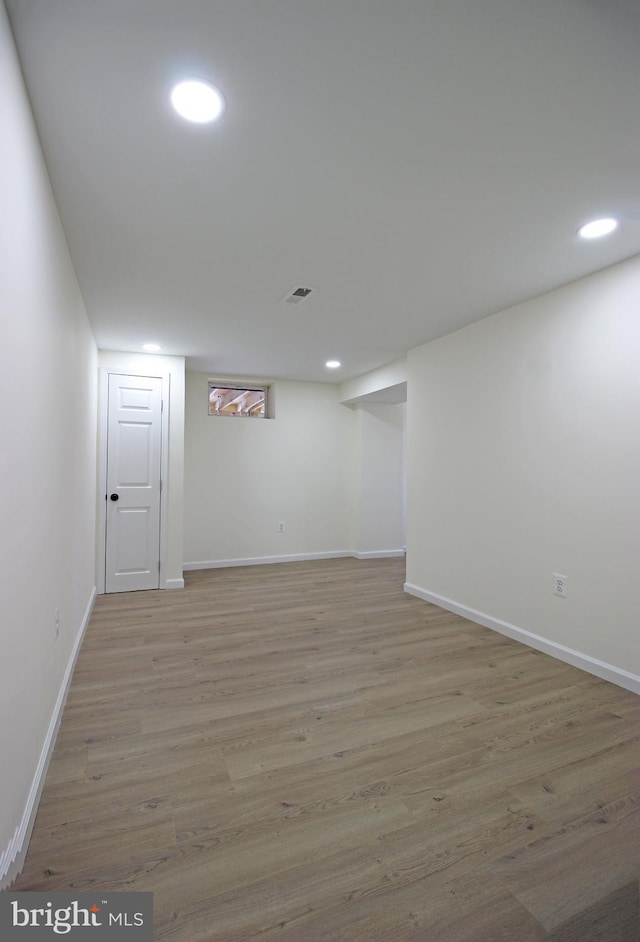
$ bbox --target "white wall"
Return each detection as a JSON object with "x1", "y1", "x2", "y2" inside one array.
[
  {"x1": 351, "y1": 404, "x2": 405, "y2": 556},
  {"x1": 184, "y1": 374, "x2": 354, "y2": 565},
  {"x1": 97, "y1": 351, "x2": 185, "y2": 588},
  {"x1": 0, "y1": 0, "x2": 97, "y2": 883},
  {"x1": 406, "y1": 255, "x2": 640, "y2": 688},
  {"x1": 340, "y1": 357, "x2": 407, "y2": 404}
]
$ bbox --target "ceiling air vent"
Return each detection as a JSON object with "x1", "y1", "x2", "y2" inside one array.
[{"x1": 283, "y1": 286, "x2": 314, "y2": 305}]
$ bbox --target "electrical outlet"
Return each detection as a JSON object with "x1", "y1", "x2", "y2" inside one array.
[
  {"x1": 278, "y1": 521, "x2": 285, "y2": 533},
  {"x1": 552, "y1": 573, "x2": 567, "y2": 598},
  {"x1": 54, "y1": 607, "x2": 60, "y2": 639}
]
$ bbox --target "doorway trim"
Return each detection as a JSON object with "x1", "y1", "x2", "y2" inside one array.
[{"x1": 97, "y1": 366, "x2": 171, "y2": 595}]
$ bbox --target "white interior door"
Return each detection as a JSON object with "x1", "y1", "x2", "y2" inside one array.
[{"x1": 105, "y1": 374, "x2": 162, "y2": 592}]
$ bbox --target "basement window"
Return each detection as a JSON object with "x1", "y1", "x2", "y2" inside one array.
[{"x1": 208, "y1": 382, "x2": 268, "y2": 418}]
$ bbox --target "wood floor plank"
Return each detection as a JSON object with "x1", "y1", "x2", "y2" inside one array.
[
  {"x1": 490, "y1": 800, "x2": 640, "y2": 932},
  {"x1": 507, "y1": 741, "x2": 640, "y2": 825},
  {"x1": 222, "y1": 691, "x2": 485, "y2": 781},
  {"x1": 11, "y1": 557, "x2": 640, "y2": 941}
]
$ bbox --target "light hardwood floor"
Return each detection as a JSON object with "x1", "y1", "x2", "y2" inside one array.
[{"x1": 13, "y1": 558, "x2": 640, "y2": 940}]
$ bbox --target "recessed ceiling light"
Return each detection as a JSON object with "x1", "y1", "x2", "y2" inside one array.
[
  {"x1": 142, "y1": 343, "x2": 162, "y2": 353},
  {"x1": 577, "y1": 217, "x2": 619, "y2": 239},
  {"x1": 170, "y1": 79, "x2": 225, "y2": 124},
  {"x1": 326, "y1": 360, "x2": 341, "y2": 369}
]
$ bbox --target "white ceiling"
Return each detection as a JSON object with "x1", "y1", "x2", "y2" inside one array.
[{"x1": 7, "y1": 0, "x2": 640, "y2": 383}]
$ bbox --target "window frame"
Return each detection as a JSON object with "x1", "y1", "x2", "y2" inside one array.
[{"x1": 207, "y1": 380, "x2": 270, "y2": 418}]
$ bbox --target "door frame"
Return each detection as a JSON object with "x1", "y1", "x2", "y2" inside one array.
[{"x1": 97, "y1": 366, "x2": 171, "y2": 594}]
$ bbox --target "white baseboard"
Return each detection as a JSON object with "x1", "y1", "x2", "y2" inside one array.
[
  {"x1": 0, "y1": 586, "x2": 97, "y2": 889},
  {"x1": 353, "y1": 549, "x2": 406, "y2": 559},
  {"x1": 184, "y1": 551, "x2": 353, "y2": 571},
  {"x1": 404, "y1": 582, "x2": 640, "y2": 696},
  {"x1": 164, "y1": 578, "x2": 184, "y2": 589}
]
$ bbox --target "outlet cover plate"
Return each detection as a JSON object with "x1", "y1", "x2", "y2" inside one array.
[{"x1": 553, "y1": 573, "x2": 568, "y2": 597}]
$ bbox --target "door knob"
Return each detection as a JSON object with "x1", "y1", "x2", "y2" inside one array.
[{"x1": 110, "y1": 493, "x2": 119, "y2": 501}]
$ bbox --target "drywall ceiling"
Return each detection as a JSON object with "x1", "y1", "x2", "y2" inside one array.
[{"x1": 6, "y1": 0, "x2": 640, "y2": 382}]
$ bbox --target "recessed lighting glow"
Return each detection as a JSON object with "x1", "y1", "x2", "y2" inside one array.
[
  {"x1": 578, "y1": 217, "x2": 619, "y2": 239},
  {"x1": 170, "y1": 79, "x2": 225, "y2": 123},
  {"x1": 142, "y1": 343, "x2": 162, "y2": 353},
  {"x1": 326, "y1": 360, "x2": 341, "y2": 369}
]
